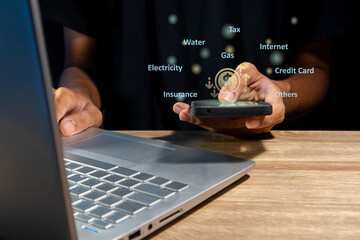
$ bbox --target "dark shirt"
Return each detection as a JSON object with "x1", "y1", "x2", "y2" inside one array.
[{"x1": 40, "y1": 0, "x2": 352, "y2": 130}]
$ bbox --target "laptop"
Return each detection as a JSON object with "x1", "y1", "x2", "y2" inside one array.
[{"x1": 0, "y1": 1, "x2": 255, "y2": 239}]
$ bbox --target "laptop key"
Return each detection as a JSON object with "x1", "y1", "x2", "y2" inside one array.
[
  {"x1": 68, "y1": 182, "x2": 76, "y2": 189},
  {"x1": 70, "y1": 186, "x2": 91, "y2": 196},
  {"x1": 117, "y1": 179, "x2": 141, "y2": 189},
  {"x1": 132, "y1": 172, "x2": 155, "y2": 182},
  {"x1": 74, "y1": 213, "x2": 94, "y2": 223},
  {"x1": 88, "y1": 170, "x2": 109, "y2": 180},
  {"x1": 79, "y1": 178, "x2": 102, "y2": 189},
  {"x1": 104, "y1": 211, "x2": 128, "y2": 224},
  {"x1": 74, "y1": 166, "x2": 97, "y2": 175},
  {"x1": 94, "y1": 183, "x2": 118, "y2": 193},
  {"x1": 134, "y1": 184, "x2": 175, "y2": 199},
  {"x1": 88, "y1": 206, "x2": 114, "y2": 218},
  {"x1": 66, "y1": 169, "x2": 74, "y2": 177},
  {"x1": 71, "y1": 196, "x2": 82, "y2": 205},
  {"x1": 67, "y1": 174, "x2": 87, "y2": 184},
  {"x1": 163, "y1": 181, "x2": 189, "y2": 192},
  {"x1": 91, "y1": 219, "x2": 112, "y2": 230},
  {"x1": 97, "y1": 196, "x2": 122, "y2": 208},
  {"x1": 109, "y1": 167, "x2": 139, "y2": 177},
  {"x1": 114, "y1": 201, "x2": 145, "y2": 215},
  {"x1": 73, "y1": 201, "x2": 97, "y2": 213},
  {"x1": 65, "y1": 162, "x2": 82, "y2": 171},
  {"x1": 82, "y1": 191, "x2": 106, "y2": 202},
  {"x1": 148, "y1": 177, "x2": 171, "y2": 186},
  {"x1": 109, "y1": 188, "x2": 133, "y2": 198},
  {"x1": 126, "y1": 192, "x2": 161, "y2": 207},
  {"x1": 102, "y1": 174, "x2": 125, "y2": 184}
]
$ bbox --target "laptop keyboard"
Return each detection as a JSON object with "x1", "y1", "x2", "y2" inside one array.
[{"x1": 64, "y1": 158, "x2": 189, "y2": 231}]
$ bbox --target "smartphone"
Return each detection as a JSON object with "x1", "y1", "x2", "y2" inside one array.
[{"x1": 190, "y1": 99, "x2": 272, "y2": 118}]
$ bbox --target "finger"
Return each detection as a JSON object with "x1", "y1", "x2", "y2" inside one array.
[
  {"x1": 174, "y1": 102, "x2": 195, "y2": 123},
  {"x1": 60, "y1": 105, "x2": 102, "y2": 136},
  {"x1": 179, "y1": 109, "x2": 192, "y2": 122},
  {"x1": 60, "y1": 110, "x2": 91, "y2": 136},
  {"x1": 245, "y1": 116, "x2": 266, "y2": 129},
  {"x1": 237, "y1": 87, "x2": 257, "y2": 100},
  {"x1": 173, "y1": 103, "x2": 192, "y2": 122},
  {"x1": 173, "y1": 102, "x2": 190, "y2": 114},
  {"x1": 59, "y1": 119, "x2": 77, "y2": 137},
  {"x1": 219, "y1": 62, "x2": 266, "y2": 102},
  {"x1": 218, "y1": 72, "x2": 243, "y2": 102},
  {"x1": 248, "y1": 78, "x2": 272, "y2": 101}
]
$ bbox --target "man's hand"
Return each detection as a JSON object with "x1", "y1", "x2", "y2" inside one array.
[
  {"x1": 55, "y1": 28, "x2": 102, "y2": 137},
  {"x1": 173, "y1": 62, "x2": 285, "y2": 136},
  {"x1": 53, "y1": 87, "x2": 102, "y2": 136}
]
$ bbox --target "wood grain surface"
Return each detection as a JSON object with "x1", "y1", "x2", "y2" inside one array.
[{"x1": 116, "y1": 130, "x2": 360, "y2": 240}]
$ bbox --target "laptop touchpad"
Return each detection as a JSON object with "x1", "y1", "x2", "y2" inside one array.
[{"x1": 66, "y1": 133, "x2": 175, "y2": 164}]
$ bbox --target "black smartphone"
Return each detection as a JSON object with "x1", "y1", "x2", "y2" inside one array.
[{"x1": 190, "y1": 99, "x2": 272, "y2": 118}]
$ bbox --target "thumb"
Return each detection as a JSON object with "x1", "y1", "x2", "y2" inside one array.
[
  {"x1": 60, "y1": 119, "x2": 77, "y2": 136},
  {"x1": 60, "y1": 107, "x2": 102, "y2": 136}
]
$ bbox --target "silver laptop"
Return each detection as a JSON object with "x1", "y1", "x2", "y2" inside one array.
[{"x1": 0, "y1": 1, "x2": 255, "y2": 239}]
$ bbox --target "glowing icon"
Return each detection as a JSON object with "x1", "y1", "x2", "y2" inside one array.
[
  {"x1": 167, "y1": 55, "x2": 177, "y2": 65},
  {"x1": 210, "y1": 86, "x2": 218, "y2": 98},
  {"x1": 168, "y1": 14, "x2": 178, "y2": 25},
  {"x1": 224, "y1": 45, "x2": 235, "y2": 54},
  {"x1": 266, "y1": 67, "x2": 273, "y2": 75},
  {"x1": 205, "y1": 77, "x2": 213, "y2": 89},
  {"x1": 200, "y1": 47, "x2": 211, "y2": 59},
  {"x1": 223, "y1": 73, "x2": 231, "y2": 82},
  {"x1": 269, "y1": 51, "x2": 284, "y2": 66},
  {"x1": 222, "y1": 23, "x2": 236, "y2": 39},
  {"x1": 290, "y1": 16, "x2": 298, "y2": 25},
  {"x1": 214, "y1": 68, "x2": 240, "y2": 91},
  {"x1": 191, "y1": 64, "x2": 202, "y2": 75}
]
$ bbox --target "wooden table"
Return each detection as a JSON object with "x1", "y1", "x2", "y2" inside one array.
[{"x1": 117, "y1": 131, "x2": 360, "y2": 240}]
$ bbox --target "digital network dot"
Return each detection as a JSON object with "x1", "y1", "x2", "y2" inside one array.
[{"x1": 168, "y1": 14, "x2": 178, "y2": 25}]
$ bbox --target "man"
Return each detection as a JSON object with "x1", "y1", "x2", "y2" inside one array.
[{"x1": 41, "y1": 0, "x2": 351, "y2": 136}]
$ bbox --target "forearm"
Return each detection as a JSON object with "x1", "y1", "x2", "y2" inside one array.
[{"x1": 58, "y1": 66, "x2": 101, "y2": 109}]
